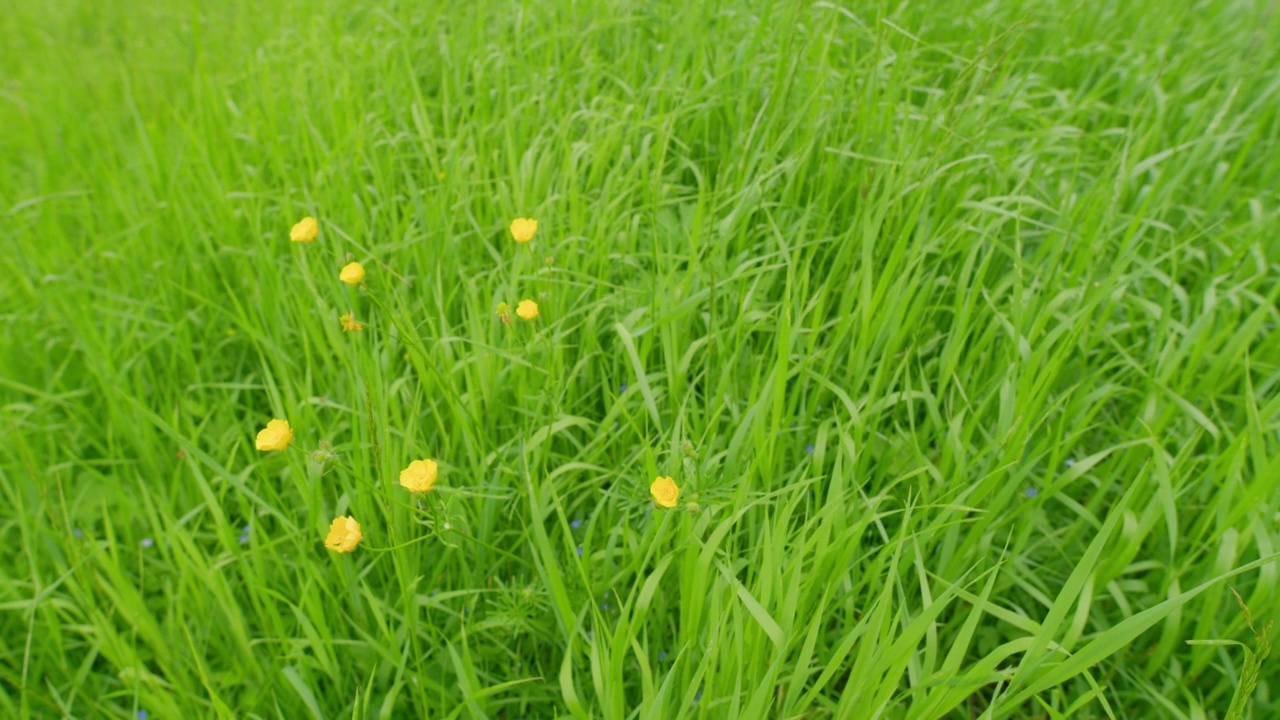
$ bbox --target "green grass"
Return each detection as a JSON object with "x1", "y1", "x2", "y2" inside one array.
[{"x1": 3, "y1": 0, "x2": 1280, "y2": 717}]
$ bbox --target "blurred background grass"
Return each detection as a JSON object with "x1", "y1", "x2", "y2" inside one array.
[{"x1": 2, "y1": 0, "x2": 1279, "y2": 717}]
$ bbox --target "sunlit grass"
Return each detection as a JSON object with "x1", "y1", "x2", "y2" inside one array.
[{"x1": 2, "y1": 0, "x2": 1279, "y2": 717}]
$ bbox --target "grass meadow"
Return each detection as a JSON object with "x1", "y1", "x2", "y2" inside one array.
[{"x1": 3, "y1": 0, "x2": 1280, "y2": 717}]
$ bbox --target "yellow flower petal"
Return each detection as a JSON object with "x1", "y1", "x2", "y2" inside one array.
[
  {"x1": 339, "y1": 261, "x2": 365, "y2": 285},
  {"x1": 516, "y1": 299, "x2": 538, "y2": 321},
  {"x1": 509, "y1": 218, "x2": 538, "y2": 243},
  {"x1": 255, "y1": 419, "x2": 293, "y2": 452},
  {"x1": 650, "y1": 476, "x2": 679, "y2": 508},
  {"x1": 339, "y1": 312, "x2": 364, "y2": 331},
  {"x1": 399, "y1": 459, "x2": 439, "y2": 493},
  {"x1": 325, "y1": 516, "x2": 363, "y2": 553},
  {"x1": 290, "y1": 216, "x2": 319, "y2": 243}
]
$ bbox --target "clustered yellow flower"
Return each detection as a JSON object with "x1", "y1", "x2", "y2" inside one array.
[
  {"x1": 340, "y1": 312, "x2": 363, "y2": 331},
  {"x1": 291, "y1": 216, "x2": 319, "y2": 243},
  {"x1": 491, "y1": 219, "x2": 547, "y2": 330},
  {"x1": 650, "y1": 476, "x2": 679, "y2": 508},
  {"x1": 275, "y1": 214, "x2": 583, "y2": 556},
  {"x1": 509, "y1": 218, "x2": 538, "y2": 243},
  {"x1": 400, "y1": 459, "x2": 439, "y2": 493},
  {"x1": 339, "y1": 261, "x2": 365, "y2": 285},
  {"x1": 255, "y1": 419, "x2": 293, "y2": 452},
  {"x1": 325, "y1": 516, "x2": 363, "y2": 553}
]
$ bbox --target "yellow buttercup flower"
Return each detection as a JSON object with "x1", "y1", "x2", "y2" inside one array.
[
  {"x1": 516, "y1": 299, "x2": 538, "y2": 321},
  {"x1": 339, "y1": 261, "x2": 365, "y2": 285},
  {"x1": 509, "y1": 218, "x2": 538, "y2": 243},
  {"x1": 325, "y1": 516, "x2": 363, "y2": 552},
  {"x1": 340, "y1": 312, "x2": 363, "y2": 331},
  {"x1": 399, "y1": 459, "x2": 439, "y2": 493},
  {"x1": 290, "y1": 216, "x2": 319, "y2": 243},
  {"x1": 255, "y1": 419, "x2": 293, "y2": 452},
  {"x1": 650, "y1": 476, "x2": 679, "y2": 508}
]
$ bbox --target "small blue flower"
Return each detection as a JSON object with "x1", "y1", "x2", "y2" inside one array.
[
  {"x1": 463, "y1": 606, "x2": 470, "y2": 614},
  {"x1": 620, "y1": 383, "x2": 628, "y2": 393},
  {"x1": 138, "y1": 711, "x2": 148, "y2": 720},
  {"x1": 1065, "y1": 459, "x2": 1076, "y2": 467},
  {"x1": 790, "y1": 421, "x2": 797, "y2": 428},
  {"x1": 601, "y1": 601, "x2": 610, "y2": 611},
  {"x1": 242, "y1": 525, "x2": 251, "y2": 533},
  {"x1": 238, "y1": 533, "x2": 250, "y2": 545},
  {"x1": 570, "y1": 519, "x2": 582, "y2": 530},
  {"x1": 692, "y1": 688, "x2": 703, "y2": 706},
  {"x1": 576, "y1": 545, "x2": 583, "y2": 557},
  {"x1": 73, "y1": 528, "x2": 84, "y2": 538},
  {"x1": 1025, "y1": 488, "x2": 1038, "y2": 498},
  {"x1": 140, "y1": 538, "x2": 154, "y2": 549},
  {"x1": 805, "y1": 444, "x2": 814, "y2": 454},
  {"x1": 657, "y1": 650, "x2": 668, "y2": 661}
]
